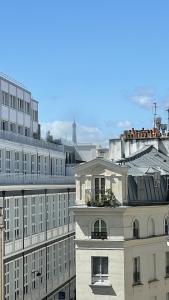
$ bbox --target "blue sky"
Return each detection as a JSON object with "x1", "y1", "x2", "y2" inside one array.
[{"x1": 1, "y1": 0, "x2": 169, "y2": 145}]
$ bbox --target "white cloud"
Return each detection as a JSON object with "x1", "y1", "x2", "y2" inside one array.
[
  {"x1": 117, "y1": 120, "x2": 132, "y2": 128},
  {"x1": 129, "y1": 87, "x2": 155, "y2": 109},
  {"x1": 40, "y1": 121, "x2": 107, "y2": 146}
]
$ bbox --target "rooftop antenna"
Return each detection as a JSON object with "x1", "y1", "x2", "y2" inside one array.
[
  {"x1": 153, "y1": 102, "x2": 157, "y2": 128},
  {"x1": 166, "y1": 108, "x2": 169, "y2": 132}
]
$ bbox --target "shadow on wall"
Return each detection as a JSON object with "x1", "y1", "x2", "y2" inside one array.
[{"x1": 90, "y1": 285, "x2": 116, "y2": 296}]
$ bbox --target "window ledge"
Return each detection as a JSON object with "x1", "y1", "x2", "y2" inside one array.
[
  {"x1": 132, "y1": 282, "x2": 143, "y2": 287},
  {"x1": 148, "y1": 279, "x2": 159, "y2": 284},
  {"x1": 89, "y1": 283, "x2": 112, "y2": 288}
]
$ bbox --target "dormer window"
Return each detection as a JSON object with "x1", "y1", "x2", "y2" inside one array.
[
  {"x1": 133, "y1": 219, "x2": 140, "y2": 239},
  {"x1": 91, "y1": 219, "x2": 107, "y2": 239}
]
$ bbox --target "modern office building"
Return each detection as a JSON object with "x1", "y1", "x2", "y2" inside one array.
[
  {"x1": 73, "y1": 145, "x2": 169, "y2": 300},
  {"x1": 0, "y1": 74, "x2": 76, "y2": 300}
]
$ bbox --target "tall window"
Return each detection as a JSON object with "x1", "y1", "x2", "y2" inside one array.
[
  {"x1": 133, "y1": 257, "x2": 141, "y2": 285},
  {"x1": 149, "y1": 254, "x2": 156, "y2": 281},
  {"x1": 166, "y1": 252, "x2": 169, "y2": 277},
  {"x1": 148, "y1": 218, "x2": 155, "y2": 237},
  {"x1": 165, "y1": 216, "x2": 169, "y2": 235},
  {"x1": 23, "y1": 153, "x2": 27, "y2": 174},
  {"x1": 133, "y1": 219, "x2": 139, "y2": 239},
  {"x1": 92, "y1": 219, "x2": 107, "y2": 239},
  {"x1": 94, "y1": 177, "x2": 105, "y2": 201},
  {"x1": 92, "y1": 257, "x2": 108, "y2": 284},
  {"x1": 5, "y1": 151, "x2": 11, "y2": 173},
  {"x1": 15, "y1": 152, "x2": 20, "y2": 173},
  {"x1": 4, "y1": 199, "x2": 10, "y2": 241},
  {"x1": 31, "y1": 197, "x2": 36, "y2": 235},
  {"x1": 14, "y1": 198, "x2": 20, "y2": 239},
  {"x1": 2, "y1": 91, "x2": 9, "y2": 106}
]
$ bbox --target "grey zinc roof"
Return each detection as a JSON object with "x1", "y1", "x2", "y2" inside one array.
[{"x1": 116, "y1": 145, "x2": 169, "y2": 176}]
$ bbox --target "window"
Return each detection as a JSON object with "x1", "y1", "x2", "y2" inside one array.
[
  {"x1": 133, "y1": 219, "x2": 139, "y2": 239},
  {"x1": 133, "y1": 257, "x2": 141, "y2": 285},
  {"x1": 2, "y1": 120, "x2": 8, "y2": 131},
  {"x1": 148, "y1": 218, "x2": 155, "y2": 237},
  {"x1": 6, "y1": 151, "x2": 11, "y2": 173},
  {"x1": 166, "y1": 252, "x2": 169, "y2": 277},
  {"x1": 94, "y1": 177, "x2": 105, "y2": 201},
  {"x1": 23, "y1": 153, "x2": 27, "y2": 174},
  {"x1": 2, "y1": 91, "x2": 9, "y2": 106},
  {"x1": 15, "y1": 152, "x2": 20, "y2": 173},
  {"x1": 10, "y1": 95, "x2": 16, "y2": 109},
  {"x1": 149, "y1": 254, "x2": 156, "y2": 281},
  {"x1": 166, "y1": 292, "x2": 169, "y2": 300},
  {"x1": 92, "y1": 219, "x2": 107, "y2": 239},
  {"x1": 92, "y1": 257, "x2": 108, "y2": 285},
  {"x1": 25, "y1": 127, "x2": 30, "y2": 137},
  {"x1": 18, "y1": 125, "x2": 23, "y2": 135},
  {"x1": 37, "y1": 155, "x2": 41, "y2": 174},
  {"x1": 167, "y1": 178, "x2": 169, "y2": 191},
  {"x1": 10, "y1": 123, "x2": 16, "y2": 133},
  {"x1": 165, "y1": 216, "x2": 169, "y2": 235},
  {"x1": 14, "y1": 198, "x2": 20, "y2": 239},
  {"x1": 4, "y1": 199, "x2": 10, "y2": 241},
  {"x1": 31, "y1": 197, "x2": 36, "y2": 234},
  {"x1": 33, "y1": 110, "x2": 38, "y2": 121}
]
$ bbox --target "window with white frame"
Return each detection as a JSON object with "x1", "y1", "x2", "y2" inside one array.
[
  {"x1": 58, "y1": 243, "x2": 62, "y2": 274},
  {"x1": 53, "y1": 244, "x2": 58, "y2": 277},
  {"x1": 31, "y1": 197, "x2": 36, "y2": 234},
  {"x1": 5, "y1": 150, "x2": 11, "y2": 173},
  {"x1": 5, "y1": 263, "x2": 10, "y2": 299},
  {"x1": 92, "y1": 219, "x2": 107, "y2": 239},
  {"x1": 44, "y1": 156, "x2": 47, "y2": 174},
  {"x1": 23, "y1": 153, "x2": 27, "y2": 174},
  {"x1": 32, "y1": 253, "x2": 36, "y2": 289},
  {"x1": 10, "y1": 95, "x2": 16, "y2": 109},
  {"x1": 4, "y1": 198, "x2": 10, "y2": 241},
  {"x1": 2, "y1": 91, "x2": 9, "y2": 106},
  {"x1": 133, "y1": 256, "x2": 141, "y2": 284},
  {"x1": 39, "y1": 196, "x2": 44, "y2": 232},
  {"x1": 52, "y1": 196, "x2": 56, "y2": 228},
  {"x1": 14, "y1": 198, "x2": 20, "y2": 239},
  {"x1": 31, "y1": 155, "x2": 35, "y2": 174},
  {"x1": 14, "y1": 259, "x2": 20, "y2": 299},
  {"x1": 15, "y1": 152, "x2": 20, "y2": 173},
  {"x1": 24, "y1": 198, "x2": 28, "y2": 237},
  {"x1": 94, "y1": 177, "x2": 105, "y2": 201},
  {"x1": 37, "y1": 155, "x2": 41, "y2": 174},
  {"x1": 24, "y1": 256, "x2": 28, "y2": 295},
  {"x1": 92, "y1": 257, "x2": 108, "y2": 285}
]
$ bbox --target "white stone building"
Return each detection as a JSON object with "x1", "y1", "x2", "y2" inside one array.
[{"x1": 73, "y1": 146, "x2": 169, "y2": 300}]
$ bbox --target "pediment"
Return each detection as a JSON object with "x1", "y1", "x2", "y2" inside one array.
[{"x1": 75, "y1": 157, "x2": 128, "y2": 176}]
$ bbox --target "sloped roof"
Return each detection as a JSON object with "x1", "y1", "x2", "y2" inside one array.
[{"x1": 116, "y1": 146, "x2": 169, "y2": 176}]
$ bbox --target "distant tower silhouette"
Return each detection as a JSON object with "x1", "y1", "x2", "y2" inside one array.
[{"x1": 72, "y1": 120, "x2": 77, "y2": 144}]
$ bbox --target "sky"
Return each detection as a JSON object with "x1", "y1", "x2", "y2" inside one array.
[{"x1": 1, "y1": 0, "x2": 169, "y2": 145}]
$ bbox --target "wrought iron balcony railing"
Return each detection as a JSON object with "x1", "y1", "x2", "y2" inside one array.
[{"x1": 91, "y1": 231, "x2": 107, "y2": 239}]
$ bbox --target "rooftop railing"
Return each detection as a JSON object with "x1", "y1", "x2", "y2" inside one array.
[
  {"x1": 0, "y1": 173, "x2": 75, "y2": 185},
  {"x1": 0, "y1": 130, "x2": 64, "y2": 152}
]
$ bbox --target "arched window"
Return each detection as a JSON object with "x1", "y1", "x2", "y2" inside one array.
[
  {"x1": 92, "y1": 219, "x2": 107, "y2": 239},
  {"x1": 148, "y1": 218, "x2": 155, "y2": 237},
  {"x1": 133, "y1": 219, "x2": 139, "y2": 239},
  {"x1": 165, "y1": 216, "x2": 169, "y2": 235}
]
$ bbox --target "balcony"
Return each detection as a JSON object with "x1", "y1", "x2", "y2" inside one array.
[
  {"x1": 91, "y1": 231, "x2": 107, "y2": 240},
  {"x1": 85, "y1": 189, "x2": 120, "y2": 208},
  {"x1": 0, "y1": 130, "x2": 64, "y2": 152},
  {"x1": 0, "y1": 173, "x2": 75, "y2": 185}
]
